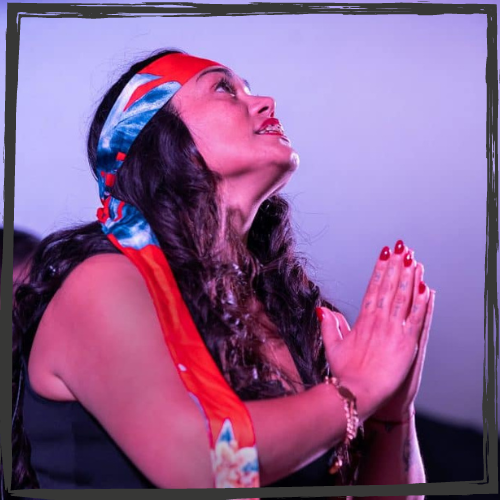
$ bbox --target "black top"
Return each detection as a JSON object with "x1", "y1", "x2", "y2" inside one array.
[{"x1": 22, "y1": 357, "x2": 350, "y2": 495}]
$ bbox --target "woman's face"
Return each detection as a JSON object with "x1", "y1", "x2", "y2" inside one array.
[{"x1": 171, "y1": 65, "x2": 299, "y2": 202}]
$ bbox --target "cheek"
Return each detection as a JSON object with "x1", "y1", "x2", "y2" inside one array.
[
  {"x1": 201, "y1": 142, "x2": 247, "y2": 176},
  {"x1": 189, "y1": 117, "x2": 249, "y2": 171},
  {"x1": 187, "y1": 113, "x2": 223, "y2": 150}
]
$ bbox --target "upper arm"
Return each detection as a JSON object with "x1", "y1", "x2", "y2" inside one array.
[{"x1": 46, "y1": 254, "x2": 213, "y2": 488}]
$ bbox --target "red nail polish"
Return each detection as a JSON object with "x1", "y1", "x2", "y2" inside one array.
[
  {"x1": 403, "y1": 252, "x2": 413, "y2": 267},
  {"x1": 379, "y1": 246, "x2": 391, "y2": 261},
  {"x1": 394, "y1": 240, "x2": 405, "y2": 254},
  {"x1": 419, "y1": 281, "x2": 426, "y2": 294},
  {"x1": 315, "y1": 307, "x2": 325, "y2": 322}
]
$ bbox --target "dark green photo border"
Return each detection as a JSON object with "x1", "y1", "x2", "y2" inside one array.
[{"x1": 1, "y1": 2, "x2": 497, "y2": 498}]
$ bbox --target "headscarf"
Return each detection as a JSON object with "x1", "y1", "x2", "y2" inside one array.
[{"x1": 96, "y1": 52, "x2": 260, "y2": 492}]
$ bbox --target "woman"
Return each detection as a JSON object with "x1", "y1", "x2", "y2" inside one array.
[{"x1": 10, "y1": 49, "x2": 435, "y2": 495}]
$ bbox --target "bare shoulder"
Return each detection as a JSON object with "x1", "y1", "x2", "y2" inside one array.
[
  {"x1": 50, "y1": 251, "x2": 162, "y2": 359},
  {"x1": 59, "y1": 252, "x2": 146, "y2": 300},
  {"x1": 53, "y1": 252, "x2": 152, "y2": 326},
  {"x1": 31, "y1": 252, "x2": 160, "y2": 400}
]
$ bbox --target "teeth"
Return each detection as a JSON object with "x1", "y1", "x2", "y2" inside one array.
[{"x1": 258, "y1": 124, "x2": 283, "y2": 134}]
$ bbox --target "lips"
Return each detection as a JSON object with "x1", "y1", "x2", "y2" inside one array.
[{"x1": 256, "y1": 117, "x2": 286, "y2": 136}]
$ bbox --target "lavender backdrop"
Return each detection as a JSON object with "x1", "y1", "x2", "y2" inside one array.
[{"x1": 1, "y1": 1, "x2": 495, "y2": 435}]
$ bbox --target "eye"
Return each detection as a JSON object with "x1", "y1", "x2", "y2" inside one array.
[{"x1": 215, "y1": 77, "x2": 237, "y2": 96}]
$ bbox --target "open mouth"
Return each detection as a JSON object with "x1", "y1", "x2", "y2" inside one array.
[
  {"x1": 255, "y1": 118, "x2": 289, "y2": 141},
  {"x1": 256, "y1": 117, "x2": 282, "y2": 132}
]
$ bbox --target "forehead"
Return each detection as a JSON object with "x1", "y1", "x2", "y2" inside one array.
[{"x1": 171, "y1": 65, "x2": 251, "y2": 111}]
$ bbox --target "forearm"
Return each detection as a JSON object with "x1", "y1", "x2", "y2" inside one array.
[
  {"x1": 354, "y1": 415, "x2": 425, "y2": 500},
  {"x1": 247, "y1": 383, "x2": 354, "y2": 486}
]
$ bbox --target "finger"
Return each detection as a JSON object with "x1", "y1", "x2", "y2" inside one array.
[
  {"x1": 404, "y1": 280, "x2": 431, "y2": 337},
  {"x1": 419, "y1": 288, "x2": 436, "y2": 344},
  {"x1": 390, "y1": 258, "x2": 420, "y2": 322},
  {"x1": 317, "y1": 307, "x2": 344, "y2": 343},
  {"x1": 410, "y1": 262, "x2": 425, "y2": 318},
  {"x1": 360, "y1": 245, "x2": 392, "y2": 314},
  {"x1": 331, "y1": 312, "x2": 351, "y2": 337},
  {"x1": 406, "y1": 289, "x2": 436, "y2": 386},
  {"x1": 375, "y1": 241, "x2": 412, "y2": 316}
]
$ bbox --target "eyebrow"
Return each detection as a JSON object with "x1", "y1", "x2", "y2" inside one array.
[{"x1": 196, "y1": 67, "x2": 252, "y2": 92}]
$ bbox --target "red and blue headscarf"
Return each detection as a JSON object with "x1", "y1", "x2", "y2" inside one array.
[{"x1": 96, "y1": 53, "x2": 260, "y2": 491}]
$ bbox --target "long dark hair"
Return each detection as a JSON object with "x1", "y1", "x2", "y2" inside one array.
[{"x1": 9, "y1": 48, "x2": 338, "y2": 491}]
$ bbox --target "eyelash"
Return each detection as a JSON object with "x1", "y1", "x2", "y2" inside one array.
[{"x1": 215, "y1": 77, "x2": 237, "y2": 95}]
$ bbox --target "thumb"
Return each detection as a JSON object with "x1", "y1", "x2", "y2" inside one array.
[
  {"x1": 331, "y1": 312, "x2": 351, "y2": 338},
  {"x1": 316, "y1": 307, "x2": 344, "y2": 345}
]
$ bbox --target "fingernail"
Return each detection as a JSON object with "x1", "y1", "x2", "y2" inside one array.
[
  {"x1": 404, "y1": 251, "x2": 413, "y2": 267},
  {"x1": 316, "y1": 307, "x2": 325, "y2": 322},
  {"x1": 419, "y1": 281, "x2": 426, "y2": 294},
  {"x1": 379, "y1": 246, "x2": 391, "y2": 261},
  {"x1": 394, "y1": 240, "x2": 405, "y2": 254}
]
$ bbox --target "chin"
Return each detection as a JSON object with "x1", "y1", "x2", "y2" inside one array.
[
  {"x1": 267, "y1": 157, "x2": 298, "y2": 197},
  {"x1": 268, "y1": 139, "x2": 299, "y2": 167},
  {"x1": 278, "y1": 138, "x2": 299, "y2": 169},
  {"x1": 288, "y1": 151, "x2": 300, "y2": 172},
  {"x1": 276, "y1": 150, "x2": 299, "y2": 176}
]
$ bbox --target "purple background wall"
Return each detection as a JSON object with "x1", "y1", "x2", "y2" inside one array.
[{"x1": 1, "y1": 1, "x2": 496, "y2": 435}]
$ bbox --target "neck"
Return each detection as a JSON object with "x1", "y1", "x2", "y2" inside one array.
[
  {"x1": 220, "y1": 203, "x2": 257, "y2": 249},
  {"x1": 219, "y1": 183, "x2": 263, "y2": 247}
]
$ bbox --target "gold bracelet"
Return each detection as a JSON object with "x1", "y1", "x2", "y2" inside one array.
[{"x1": 324, "y1": 375, "x2": 362, "y2": 474}]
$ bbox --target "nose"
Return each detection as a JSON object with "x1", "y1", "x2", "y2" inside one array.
[{"x1": 250, "y1": 94, "x2": 276, "y2": 118}]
